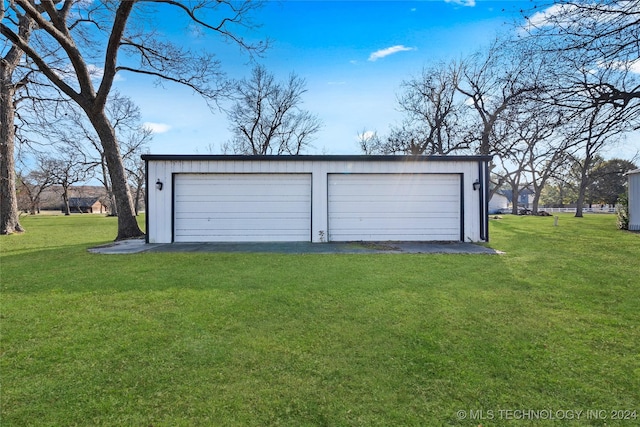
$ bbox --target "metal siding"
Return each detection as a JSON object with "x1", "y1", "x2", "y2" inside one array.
[
  {"x1": 328, "y1": 174, "x2": 461, "y2": 241},
  {"x1": 144, "y1": 156, "x2": 489, "y2": 243},
  {"x1": 173, "y1": 173, "x2": 312, "y2": 242},
  {"x1": 629, "y1": 172, "x2": 640, "y2": 231}
]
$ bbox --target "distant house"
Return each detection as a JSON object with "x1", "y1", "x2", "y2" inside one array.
[
  {"x1": 64, "y1": 197, "x2": 107, "y2": 214},
  {"x1": 500, "y1": 186, "x2": 535, "y2": 209}
]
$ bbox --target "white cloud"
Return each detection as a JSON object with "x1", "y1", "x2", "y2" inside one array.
[
  {"x1": 143, "y1": 122, "x2": 172, "y2": 134},
  {"x1": 524, "y1": 3, "x2": 619, "y2": 32},
  {"x1": 444, "y1": 0, "x2": 476, "y2": 7},
  {"x1": 524, "y1": 4, "x2": 572, "y2": 30},
  {"x1": 56, "y1": 63, "x2": 105, "y2": 82},
  {"x1": 605, "y1": 59, "x2": 640, "y2": 75},
  {"x1": 356, "y1": 130, "x2": 377, "y2": 142},
  {"x1": 368, "y1": 45, "x2": 415, "y2": 62},
  {"x1": 87, "y1": 64, "x2": 104, "y2": 80}
]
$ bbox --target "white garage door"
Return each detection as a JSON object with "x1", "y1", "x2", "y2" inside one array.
[
  {"x1": 174, "y1": 174, "x2": 311, "y2": 242},
  {"x1": 328, "y1": 173, "x2": 461, "y2": 241}
]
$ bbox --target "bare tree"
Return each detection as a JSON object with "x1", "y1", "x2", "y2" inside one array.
[
  {"x1": 523, "y1": 0, "x2": 640, "y2": 110},
  {"x1": 46, "y1": 148, "x2": 92, "y2": 215},
  {"x1": 17, "y1": 165, "x2": 54, "y2": 215},
  {"x1": 501, "y1": 98, "x2": 568, "y2": 214},
  {"x1": 358, "y1": 62, "x2": 469, "y2": 156},
  {"x1": 519, "y1": 2, "x2": 640, "y2": 215},
  {"x1": 561, "y1": 84, "x2": 638, "y2": 217},
  {"x1": 357, "y1": 129, "x2": 385, "y2": 155},
  {"x1": 1, "y1": 0, "x2": 265, "y2": 239},
  {"x1": 46, "y1": 92, "x2": 152, "y2": 216},
  {"x1": 0, "y1": 3, "x2": 35, "y2": 234},
  {"x1": 226, "y1": 65, "x2": 322, "y2": 155},
  {"x1": 391, "y1": 62, "x2": 468, "y2": 155},
  {"x1": 457, "y1": 39, "x2": 545, "y2": 156}
]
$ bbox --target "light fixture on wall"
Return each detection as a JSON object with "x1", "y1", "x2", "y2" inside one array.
[
  {"x1": 472, "y1": 180, "x2": 481, "y2": 191},
  {"x1": 156, "y1": 179, "x2": 163, "y2": 191}
]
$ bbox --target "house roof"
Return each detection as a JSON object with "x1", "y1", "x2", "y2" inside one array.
[{"x1": 68, "y1": 197, "x2": 101, "y2": 208}]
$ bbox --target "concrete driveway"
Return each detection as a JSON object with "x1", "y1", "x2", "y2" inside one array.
[{"x1": 89, "y1": 238, "x2": 500, "y2": 255}]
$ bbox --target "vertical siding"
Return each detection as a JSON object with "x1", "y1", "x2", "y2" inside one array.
[
  {"x1": 145, "y1": 158, "x2": 488, "y2": 244},
  {"x1": 629, "y1": 171, "x2": 640, "y2": 231}
]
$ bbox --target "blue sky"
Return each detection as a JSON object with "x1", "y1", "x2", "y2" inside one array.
[{"x1": 114, "y1": 0, "x2": 639, "y2": 159}]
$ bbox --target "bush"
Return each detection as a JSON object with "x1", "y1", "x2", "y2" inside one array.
[{"x1": 616, "y1": 192, "x2": 629, "y2": 230}]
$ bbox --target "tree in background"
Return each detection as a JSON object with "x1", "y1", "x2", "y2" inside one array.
[
  {"x1": 1, "y1": 0, "x2": 265, "y2": 239},
  {"x1": 17, "y1": 165, "x2": 53, "y2": 215},
  {"x1": 586, "y1": 158, "x2": 637, "y2": 206},
  {"x1": 523, "y1": 0, "x2": 640, "y2": 113},
  {"x1": 46, "y1": 148, "x2": 92, "y2": 215},
  {"x1": 226, "y1": 65, "x2": 322, "y2": 155},
  {"x1": 364, "y1": 61, "x2": 467, "y2": 155},
  {"x1": 456, "y1": 39, "x2": 546, "y2": 157},
  {"x1": 42, "y1": 92, "x2": 152, "y2": 216}
]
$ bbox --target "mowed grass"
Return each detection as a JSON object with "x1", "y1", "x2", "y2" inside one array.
[{"x1": 1, "y1": 214, "x2": 638, "y2": 426}]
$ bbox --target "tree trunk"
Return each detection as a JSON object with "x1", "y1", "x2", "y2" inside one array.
[
  {"x1": 0, "y1": 66, "x2": 24, "y2": 234},
  {"x1": 89, "y1": 110, "x2": 143, "y2": 240},
  {"x1": 532, "y1": 192, "x2": 541, "y2": 215},
  {"x1": 575, "y1": 159, "x2": 591, "y2": 218},
  {"x1": 511, "y1": 187, "x2": 520, "y2": 215},
  {"x1": 61, "y1": 185, "x2": 70, "y2": 215}
]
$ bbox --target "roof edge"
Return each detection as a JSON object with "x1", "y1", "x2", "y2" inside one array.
[{"x1": 141, "y1": 154, "x2": 493, "y2": 162}]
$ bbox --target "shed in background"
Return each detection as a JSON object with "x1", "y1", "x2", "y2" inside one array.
[{"x1": 628, "y1": 169, "x2": 640, "y2": 231}]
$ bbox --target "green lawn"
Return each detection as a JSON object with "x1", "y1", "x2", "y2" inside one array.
[{"x1": 1, "y1": 213, "x2": 638, "y2": 426}]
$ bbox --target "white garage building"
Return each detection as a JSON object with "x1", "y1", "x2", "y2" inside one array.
[{"x1": 143, "y1": 155, "x2": 492, "y2": 244}]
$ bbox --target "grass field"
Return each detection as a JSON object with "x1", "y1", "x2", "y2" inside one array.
[{"x1": 1, "y1": 213, "x2": 639, "y2": 426}]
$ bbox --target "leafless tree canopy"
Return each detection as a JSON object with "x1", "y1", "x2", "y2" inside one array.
[
  {"x1": 226, "y1": 65, "x2": 322, "y2": 155},
  {"x1": 523, "y1": 0, "x2": 640, "y2": 110},
  {"x1": 364, "y1": 62, "x2": 468, "y2": 155},
  {"x1": 1, "y1": 0, "x2": 266, "y2": 239}
]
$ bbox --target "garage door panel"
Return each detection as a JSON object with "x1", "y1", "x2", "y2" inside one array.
[
  {"x1": 175, "y1": 201, "x2": 307, "y2": 214},
  {"x1": 174, "y1": 173, "x2": 311, "y2": 242},
  {"x1": 332, "y1": 201, "x2": 459, "y2": 213},
  {"x1": 328, "y1": 173, "x2": 461, "y2": 241}
]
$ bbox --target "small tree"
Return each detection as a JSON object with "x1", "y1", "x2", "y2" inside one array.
[
  {"x1": 616, "y1": 192, "x2": 629, "y2": 230},
  {"x1": 226, "y1": 65, "x2": 322, "y2": 155},
  {"x1": 17, "y1": 167, "x2": 54, "y2": 215},
  {"x1": 47, "y1": 149, "x2": 92, "y2": 215}
]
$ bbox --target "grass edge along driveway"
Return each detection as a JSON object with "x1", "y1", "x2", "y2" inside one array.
[{"x1": 1, "y1": 214, "x2": 639, "y2": 426}]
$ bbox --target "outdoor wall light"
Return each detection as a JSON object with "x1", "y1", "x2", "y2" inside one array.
[
  {"x1": 156, "y1": 179, "x2": 163, "y2": 191},
  {"x1": 472, "y1": 180, "x2": 481, "y2": 191}
]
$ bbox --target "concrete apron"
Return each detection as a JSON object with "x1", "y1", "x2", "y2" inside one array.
[{"x1": 89, "y1": 238, "x2": 501, "y2": 255}]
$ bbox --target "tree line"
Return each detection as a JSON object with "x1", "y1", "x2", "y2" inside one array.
[
  {"x1": 359, "y1": 1, "x2": 640, "y2": 216},
  {"x1": 2, "y1": 1, "x2": 639, "y2": 239}
]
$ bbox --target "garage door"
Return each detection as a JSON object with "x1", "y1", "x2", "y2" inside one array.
[
  {"x1": 328, "y1": 173, "x2": 461, "y2": 241},
  {"x1": 174, "y1": 173, "x2": 311, "y2": 242}
]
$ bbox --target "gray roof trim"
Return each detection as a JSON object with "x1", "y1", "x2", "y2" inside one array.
[{"x1": 142, "y1": 154, "x2": 493, "y2": 162}]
